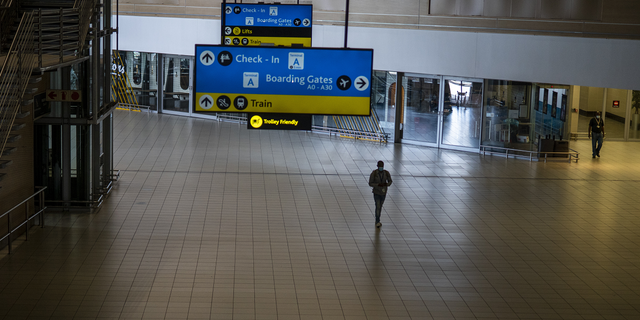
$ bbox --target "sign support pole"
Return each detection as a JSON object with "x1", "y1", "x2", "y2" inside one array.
[
  {"x1": 344, "y1": 0, "x2": 349, "y2": 48},
  {"x1": 221, "y1": 0, "x2": 226, "y2": 45}
]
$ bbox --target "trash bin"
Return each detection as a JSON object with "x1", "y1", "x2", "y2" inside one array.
[
  {"x1": 553, "y1": 140, "x2": 570, "y2": 158},
  {"x1": 538, "y1": 138, "x2": 554, "y2": 158}
]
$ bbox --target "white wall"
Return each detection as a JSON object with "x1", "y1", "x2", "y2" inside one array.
[
  {"x1": 113, "y1": 16, "x2": 221, "y2": 56},
  {"x1": 114, "y1": 15, "x2": 640, "y2": 90}
]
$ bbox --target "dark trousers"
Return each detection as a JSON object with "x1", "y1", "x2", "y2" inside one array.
[
  {"x1": 592, "y1": 132, "x2": 603, "y2": 156},
  {"x1": 373, "y1": 193, "x2": 386, "y2": 223}
]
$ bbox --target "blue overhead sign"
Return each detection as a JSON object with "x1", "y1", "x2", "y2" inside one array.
[
  {"x1": 222, "y1": 3, "x2": 312, "y2": 46},
  {"x1": 223, "y1": 3, "x2": 312, "y2": 28},
  {"x1": 194, "y1": 45, "x2": 373, "y2": 116}
]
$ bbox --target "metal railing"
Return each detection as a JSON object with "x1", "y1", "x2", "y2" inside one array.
[
  {"x1": 480, "y1": 145, "x2": 580, "y2": 162},
  {"x1": 211, "y1": 111, "x2": 388, "y2": 143},
  {"x1": 329, "y1": 108, "x2": 388, "y2": 143},
  {"x1": 35, "y1": 7, "x2": 78, "y2": 68},
  {"x1": 43, "y1": 170, "x2": 119, "y2": 209},
  {"x1": 570, "y1": 132, "x2": 590, "y2": 140},
  {"x1": 75, "y1": 0, "x2": 95, "y2": 53},
  {"x1": 216, "y1": 113, "x2": 248, "y2": 123},
  {"x1": 312, "y1": 124, "x2": 389, "y2": 144},
  {"x1": 0, "y1": 186, "x2": 47, "y2": 254},
  {"x1": 0, "y1": 0, "x2": 16, "y2": 54},
  {"x1": 0, "y1": 11, "x2": 36, "y2": 161}
]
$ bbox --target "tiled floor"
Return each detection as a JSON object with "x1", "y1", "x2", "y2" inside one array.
[{"x1": 2, "y1": 109, "x2": 640, "y2": 320}]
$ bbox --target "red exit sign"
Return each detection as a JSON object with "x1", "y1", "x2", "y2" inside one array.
[{"x1": 46, "y1": 89, "x2": 82, "y2": 102}]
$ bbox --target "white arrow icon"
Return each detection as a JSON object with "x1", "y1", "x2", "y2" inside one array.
[
  {"x1": 354, "y1": 76, "x2": 369, "y2": 91},
  {"x1": 200, "y1": 50, "x2": 215, "y2": 66},
  {"x1": 199, "y1": 95, "x2": 214, "y2": 109}
]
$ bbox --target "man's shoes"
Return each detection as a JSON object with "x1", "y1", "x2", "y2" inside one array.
[
  {"x1": 592, "y1": 155, "x2": 596, "y2": 158},
  {"x1": 597, "y1": 154, "x2": 600, "y2": 157},
  {"x1": 376, "y1": 222, "x2": 382, "y2": 228}
]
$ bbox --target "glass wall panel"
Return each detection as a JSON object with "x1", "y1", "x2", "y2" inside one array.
[
  {"x1": 483, "y1": 80, "x2": 533, "y2": 150},
  {"x1": 632, "y1": 90, "x2": 640, "y2": 139},
  {"x1": 532, "y1": 84, "x2": 570, "y2": 141},
  {"x1": 372, "y1": 70, "x2": 397, "y2": 138},
  {"x1": 602, "y1": 88, "x2": 628, "y2": 140},
  {"x1": 70, "y1": 125, "x2": 90, "y2": 201},
  {"x1": 441, "y1": 79, "x2": 482, "y2": 148},
  {"x1": 163, "y1": 56, "x2": 191, "y2": 113},
  {"x1": 117, "y1": 51, "x2": 158, "y2": 110},
  {"x1": 403, "y1": 76, "x2": 439, "y2": 144},
  {"x1": 577, "y1": 86, "x2": 600, "y2": 134},
  {"x1": 311, "y1": 70, "x2": 394, "y2": 141}
]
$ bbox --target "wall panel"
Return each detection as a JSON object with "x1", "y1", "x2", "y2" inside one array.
[
  {"x1": 459, "y1": 0, "x2": 484, "y2": 16},
  {"x1": 112, "y1": 0, "x2": 640, "y2": 40},
  {"x1": 430, "y1": 0, "x2": 457, "y2": 15},
  {"x1": 540, "y1": 0, "x2": 572, "y2": 19},
  {"x1": 484, "y1": 0, "x2": 512, "y2": 17},
  {"x1": 115, "y1": 15, "x2": 640, "y2": 90},
  {"x1": 602, "y1": 0, "x2": 640, "y2": 24},
  {"x1": 511, "y1": 0, "x2": 539, "y2": 18},
  {"x1": 571, "y1": 0, "x2": 602, "y2": 20}
]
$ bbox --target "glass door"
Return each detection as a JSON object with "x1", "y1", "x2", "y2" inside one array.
[
  {"x1": 603, "y1": 88, "x2": 628, "y2": 140},
  {"x1": 632, "y1": 90, "x2": 640, "y2": 140},
  {"x1": 441, "y1": 78, "x2": 483, "y2": 149},
  {"x1": 400, "y1": 75, "x2": 483, "y2": 151},
  {"x1": 402, "y1": 75, "x2": 440, "y2": 145},
  {"x1": 163, "y1": 55, "x2": 193, "y2": 115}
]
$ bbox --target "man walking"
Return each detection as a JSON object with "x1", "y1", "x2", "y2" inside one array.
[
  {"x1": 369, "y1": 160, "x2": 393, "y2": 228},
  {"x1": 588, "y1": 111, "x2": 605, "y2": 158}
]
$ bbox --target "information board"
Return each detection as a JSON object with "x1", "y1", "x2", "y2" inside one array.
[
  {"x1": 194, "y1": 45, "x2": 373, "y2": 116},
  {"x1": 222, "y1": 3, "x2": 312, "y2": 47}
]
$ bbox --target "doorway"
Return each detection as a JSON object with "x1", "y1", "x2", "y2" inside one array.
[
  {"x1": 401, "y1": 74, "x2": 483, "y2": 151},
  {"x1": 162, "y1": 55, "x2": 193, "y2": 115},
  {"x1": 577, "y1": 87, "x2": 640, "y2": 141}
]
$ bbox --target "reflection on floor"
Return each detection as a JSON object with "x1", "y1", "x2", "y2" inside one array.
[
  {"x1": 1, "y1": 109, "x2": 640, "y2": 320},
  {"x1": 404, "y1": 106, "x2": 481, "y2": 147},
  {"x1": 440, "y1": 106, "x2": 481, "y2": 147},
  {"x1": 403, "y1": 109, "x2": 438, "y2": 143}
]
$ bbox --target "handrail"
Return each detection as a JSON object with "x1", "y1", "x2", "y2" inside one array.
[
  {"x1": 34, "y1": 3, "x2": 92, "y2": 69},
  {"x1": 75, "y1": 0, "x2": 95, "y2": 53},
  {"x1": 213, "y1": 112, "x2": 388, "y2": 143},
  {"x1": 480, "y1": 145, "x2": 580, "y2": 162},
  {"x1": 330, "y1": 108, "x2": 388, "y2": 143},
  {"x1": 0, "y1": 186, "x2": 47, "y2": 254},
  {"x1": 0, "y1": 12, "x2": 36, "y2": 161},
  {"x1": 216, "y1": 113, "x2": 248, "y2": 123},
  {"x1": 0, "y1": 0, "x2": 15, "y2": 55},
  {"x1": 313, "y1": 125, "x2": 389, "y2": 143}
]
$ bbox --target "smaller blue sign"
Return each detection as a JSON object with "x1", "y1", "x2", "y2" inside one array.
[{"x1": 223, "y1": 3, "x2": 312, "y2": 28}]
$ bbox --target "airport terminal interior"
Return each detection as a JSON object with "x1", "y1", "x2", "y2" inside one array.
[
  {"x1": 3, "y1": 1, "x2": 640, "y2": 319},
  {"x1": 1, "y1": 109, "x2": 639, "y2": 319}
]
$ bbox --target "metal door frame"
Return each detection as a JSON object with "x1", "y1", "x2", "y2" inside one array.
[
  {"x1": 401, "y1": 73, "x2": 442, "y2": 148},
  {"x1": 161, "y1": 54, "x2": 194, "y2": 117},
  {"x1": 400, "y1": 73, "x2": 484, "y2": 152},
  {"x1": 440, "y1": 75, "x2": 484, "y2": 153}
]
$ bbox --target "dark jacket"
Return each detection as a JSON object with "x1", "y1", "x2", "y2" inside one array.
[{"x1": 369, "y1": 169, "x2": 392, "y2": 195}]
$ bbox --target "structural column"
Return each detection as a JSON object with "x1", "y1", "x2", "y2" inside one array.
[
  {"x1": 61, "y1": 67, "x2": 71, "y2": 208},
  {"x1": 91, "y1": 8, "x2": 101, "y2": 199},
  {"x1": 394, "y1": 72, "x2": 404, "y2": 143}
]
